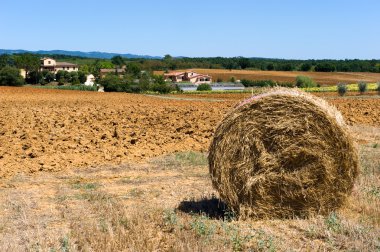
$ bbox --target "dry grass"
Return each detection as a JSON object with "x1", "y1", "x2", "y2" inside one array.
[{"x1": 0, "y1": 127, "x2": 379, "y2": 251}]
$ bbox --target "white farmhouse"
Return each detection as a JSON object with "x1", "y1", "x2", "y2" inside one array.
[{"x1": 40, "y1": 57, "x2": 79, "y2": 73}]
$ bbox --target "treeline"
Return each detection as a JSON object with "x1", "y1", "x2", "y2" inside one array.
[
  {"x1": 145, "y1": 56, "x2": 380, "y2": 73},
  {"x1": 2, "y1": 53, "x2": 380, "y2": 74}
]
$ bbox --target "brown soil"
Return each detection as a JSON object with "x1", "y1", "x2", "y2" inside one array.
[
  {"x1": 155, "y1": 69, "x2": 380, "y2": 85},
  {"x1": 0, "y1": 87, "x2": 378, "y2": 178}
]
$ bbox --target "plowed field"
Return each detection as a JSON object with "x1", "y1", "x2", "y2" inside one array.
[{"x1": 0, "y1": 87, "x2": 379, "y2": 178}]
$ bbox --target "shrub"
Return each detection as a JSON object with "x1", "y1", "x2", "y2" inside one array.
[
  {"x1": 377, "y1": 82, "x2": 380, "y2": 93},
  {"x1": 295, "y1": 76, "x2": 317, "y2": 88},
  {"x1": 241, "y1": 79, "x2": 276, "y2": 87},
  {"x1": 98, "y1": 74, "x2": 130, "y2": 92},
  {"x1": 0, "y1": 66, "x2": 24, "y2": 86},
  {"x1": 337, "y1": 83, "x2": 347, "y2": 96},
  {"x1": 150, "y1": 83, "x2": 175, "y2": 94},
  {"x1": 44, "y1": 71, "x2": 55, "y2": 83},
  {"x1": 197, "y1": 83, "x2": 212, "y2": 91},
  {"x1": 358, "y1": 82, "x2": 367, "y2": 94},
  {"x1": 230, "y1": 76, "x2": 236, "y2": 83}
]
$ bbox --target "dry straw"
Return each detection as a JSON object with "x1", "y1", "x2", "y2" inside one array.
[{"x1": 209, "y1": 88, "x2": 359, "y2": 219}]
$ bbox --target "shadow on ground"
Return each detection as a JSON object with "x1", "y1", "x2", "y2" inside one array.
[{"x1": 177, "y1": 195, "x2": 234, "y2": 220}]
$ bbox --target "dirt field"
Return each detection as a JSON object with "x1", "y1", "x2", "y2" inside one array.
[
  {"x1": 0, "y1": 87, "x2": 379, "y2": 178},
  {"x1": 0, "y1": 87, "x2": 379, "y2": 251},
  {"x1": 155, "y1": 69, "x2": 380, "y2": 85}
]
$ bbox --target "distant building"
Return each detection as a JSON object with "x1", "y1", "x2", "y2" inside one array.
[
  {"x1": 40, "y1": 57, "x2": 79, "y2": 73},
  {"x1": 19, "y1": 69, "x2": 26, "y2": 79},
  {"x1": 99, "y1": 67, "x2": 125, "y2": 78},
  {"x1": 164, "y1": 71, "x2": 212, "y2": 85},
  {"x1": 84, "y1": 74, "x2": 95, "y2": 86}
]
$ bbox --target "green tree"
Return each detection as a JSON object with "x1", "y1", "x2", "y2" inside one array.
[
  {"x1": 44, "y1": 71, "x2": 55, "y2": 83},
  {"x1": 111, "y1": 55, "x2": 125, "y2": 72},
  {"x1": 315, "y1": 63, "x2": 336, "y2": 72},
  {"x1": 99, "y1": 73, "x2": 130, "y2": 92},
  {"x1": 153, "y1": 75, "x2": 165, "y2": 85},
  {"x1": 139, "y1": 72, "x2": 151, "y2": 91},
  {"x1": 163, "y1": 54, "x2": 173, "y2": 61},
  {"x1": 79, "y1": 64, "x2": 89, "y2": 74},
  {"x1": 0, "y1": 54, "x2": 14, "y2": 68},
  {"x1": 125, "y1": 63, "x2": 141, "y2": 78},
  {"x1": 70, "y1": 71, "x2": 80, "y2": 84},
  {"x1": 300, "y1": 63, "x2": 312, "y2": 71},
  {"x1": 56, "y1": 70, "x2": 67, "y2": 82},
  {"x1": 26, "y1": 70, "x2": 43, "y2": 84},
  {"x1": 63, "y1": 71, "x2": 71, "y2": 82},
  {"x1": 0, "y1": 66, "x2": 24, "y2": 86},
  {"x1": 78, "y1": 71, "x2": 87, "y2": 83},
  {"x1": 238, "y1": 57, "x2": 250, "y2": 69},
  {"x1": 14, "y1": 53, "x2": 40, "y2": 78},
  {"x1": 266, "y1": 63, "x2": 275, "y2": 71}
]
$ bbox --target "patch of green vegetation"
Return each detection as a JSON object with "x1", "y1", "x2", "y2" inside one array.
[
  {"x1": 32, "y1": 85, "x2": 97, "y2": 91},
  {"x1": 127, "y1": 188, "x2": 144, "y2": 198},
  {"x1": 163, "y1": 209, "x2": 178, "y2": 227},
  {"x1": 174, "y1": 151, "x2": 208, "y2": 166},
  {"x1": 72, "y1": 182, "x2": 99, "y2": 190},
  {"x1": 325, "y1": 212, "x2": 341, "y2": 232},
  {"x1": 190, "y1": 215, "x2": 216, "y2": 238},
  {"x1": 256, "y1": 230, "x2": 276, "y2": 252}
]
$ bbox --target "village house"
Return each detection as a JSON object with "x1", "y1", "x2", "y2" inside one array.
[
  {"x1": 164, "y1": 71, "x2": 212, "y2": 85},
  {"x1": 99, "y1": 67, "x2": 125, "y2": 78},
  {"x1": 40, "y1": 57, "x2": 79, "y2": 73}
]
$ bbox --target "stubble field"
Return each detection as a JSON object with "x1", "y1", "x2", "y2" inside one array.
[{"x1": 0, "y1": 87, "x2": 379, "y2": 251}]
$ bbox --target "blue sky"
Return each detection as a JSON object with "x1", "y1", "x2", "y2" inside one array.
[{"x1": 1, "y1": 0, "x2": 379, "y2": 59}]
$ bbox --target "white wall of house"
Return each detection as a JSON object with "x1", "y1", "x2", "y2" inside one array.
[
  {"x1": 84, "y1": 74, "x2": 95, "y2": 86},
  {"x1": 54, "y1": 66, "x2": 78, "y2": 72},
  {"x1": 19, "y1": 69, "x2": 26, "y2": 79},
  {"x1": 42, "y1": 58, "x2": 56, "y2": 66}
]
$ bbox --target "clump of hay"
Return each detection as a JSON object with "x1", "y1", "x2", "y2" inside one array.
[{"x1": 209, "y1": 88, "x2": 359, "y2": 219}]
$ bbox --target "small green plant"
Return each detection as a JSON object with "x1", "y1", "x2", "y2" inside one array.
[
  {"x1": 337, "y1": 83, "x2": 348, "y2": 96},
  {"x1": 325, "y1": 212, "x2": 341, "y2": 232},
  {"x1": 230, "y1": 76, "x2": 236, "y2": 83},
  {"x1": 190, "y1": 215, "x2": 215, "y2": 238},
  {"x1": 373, "y1": 143, "x2": 378, "y2": 148},
  {"x1": 163, "y1": 209, "x2": 178, "y2": 226},
  {"x1": 367, "y1": 186, "x2": 380, "y2": 199},
  {"x1": 377, "y1": 81, "x2": 380, "y2": 93},
  {"x1": 295, "y1": 75, "x2": 317, "y2": 88},
  {"x1": 196, "y1": 83, "x2": 212, "y2": 91},
  {"x1": 358, "y1": 81, "x2": 367, "y2": 94},
  {"x1": 256, "y1": 230, "x2": 276, "y2": 251},
  {"x1": 72, "y1": 182, "x2": 99, "y2": 190},
  {"x1": 60, "y1": 236, "x2": 70, "y2": 252}
]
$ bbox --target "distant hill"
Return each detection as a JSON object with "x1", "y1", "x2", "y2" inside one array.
[{"x1": 0, "y1": 49, "x2": 162, "y2": 59}]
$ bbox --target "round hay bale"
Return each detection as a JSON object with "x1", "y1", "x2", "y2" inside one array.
[{"x1": 209, "y1": 88, "x2": 359, "y2": 219}]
